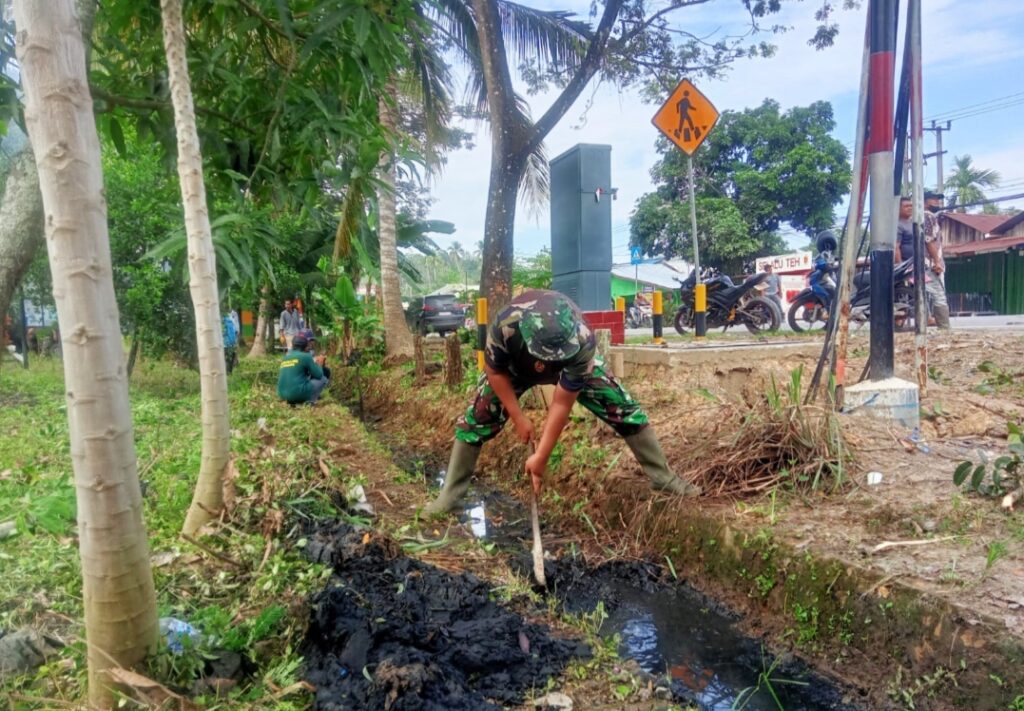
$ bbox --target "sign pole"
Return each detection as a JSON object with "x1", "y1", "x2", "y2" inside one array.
[
  {"x1": 688, "y1": 156, "x2": 706, "y2": 339},
  {"x1": 650, "y1": 77, "x2": 718, "y2": 342}
]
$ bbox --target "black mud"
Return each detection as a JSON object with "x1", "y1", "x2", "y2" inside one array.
[{"x1": 301, "y1": 522, "x2": 589, "y2": 710}]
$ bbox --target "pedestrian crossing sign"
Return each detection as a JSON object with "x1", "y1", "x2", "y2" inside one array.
[{"x1": 651, "y1": 79, "x2": 719, "y2": 155}]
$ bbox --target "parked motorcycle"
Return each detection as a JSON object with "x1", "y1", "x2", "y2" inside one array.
[
  {"x1": 849, "y1": 261, "x2": 917, "y2": 330},
  {"x1": 787, "y1": 253, "x2": 838, "y2": 332},
  {"x1": 788, "y1": 253, "x2": 917, "y2": 333},
  {"x1": 672, "y1": 268, "x2": 781, "y2": 335},
  {"x1": 626, "y1": 300, "x2": 653, "y2": 329}
]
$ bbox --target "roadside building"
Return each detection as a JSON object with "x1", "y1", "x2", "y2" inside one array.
[
  {"x1": 941, "y1": 212, "x2": 1024, "y2": 315},
  {"x1": 610, "y1": 259, "x2": 690, "y2": 307}
]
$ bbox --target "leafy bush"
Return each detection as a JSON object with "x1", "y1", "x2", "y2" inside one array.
[{"x1": 953, "y1": 421, "x2": 1023, "y2": 497}]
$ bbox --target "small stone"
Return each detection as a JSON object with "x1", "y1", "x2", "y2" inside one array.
[
  {"x1": 0, "y1": 629, "x2": 60, "y2": 679},
  {"x1": 533, "y1": 691, "x2": 573, "y2": 709},
  {"x1": 0, "y1": 520, "x2": 17, "y2": 540},
  {"x1": 921, "y1": 518, "x2": 938, "y2": 532}
]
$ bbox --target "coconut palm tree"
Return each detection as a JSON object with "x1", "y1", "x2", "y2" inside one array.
[
  {"x1": 945, "y1": 155, "x2": 1001, "y2": 212},
  {"x1": 13, "y1": 1, "x2": 158, "y2": 704},
  {"x1": 160, "y1": 0, "x2": 231, "y2": 535}
]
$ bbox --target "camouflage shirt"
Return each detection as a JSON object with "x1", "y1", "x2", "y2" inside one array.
[{"x1": 485, "y1": 289, "x2": 595, "y2": 391}]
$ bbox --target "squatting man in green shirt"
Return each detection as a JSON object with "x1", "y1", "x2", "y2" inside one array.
[
  {"x1": 277, "y1": 333, "x2": 329, "y2": 405},
  {"x1": 425, "y1": 289, "x2": 700, "y2": 515}
]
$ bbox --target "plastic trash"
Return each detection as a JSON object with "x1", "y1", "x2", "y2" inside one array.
[
  {"x1": 158, "y1": 617, "x2": 201, "y2": 654},
  {"x1": 866, "y1": 471, "x2": 883, "y2": 486}
]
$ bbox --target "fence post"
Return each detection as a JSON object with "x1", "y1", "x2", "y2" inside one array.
[
  {"x1": 413, "y1": 335, "x2": 425, "y2": 384},
  {"x1": 652, "y1": 290, "x2": 664, "y2": 345},
  {"x1": 444, "y1": 332, "x2": 463, "y2": 389},
  {"x1": 476, "y1": 297, "x2": 488, "y2": 371}
]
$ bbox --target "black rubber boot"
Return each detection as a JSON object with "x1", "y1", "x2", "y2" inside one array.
[
  {"x1": 424, "y1": 440, "x2": 482, "y2": 514},
  {"x1": 624, "y1": 428, "x2": 701, "y2": 497},
  {"x1": 933, "y1": 304, "x2": 951, "y2": 330}
]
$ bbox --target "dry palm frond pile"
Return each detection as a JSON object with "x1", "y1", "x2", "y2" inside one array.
[{"x1": 677, "y1": 371, "x2": 849, "y2": 498}]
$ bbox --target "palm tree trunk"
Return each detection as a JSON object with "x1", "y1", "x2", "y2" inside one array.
[
  {"x1": 13, "y1": 1, "x2": 158, "y2": 705},
  {"x1": 377, "y1": 90, "x2": 414, "y2": 361},
  {"x1": 479, "y1": 156, "x2": 523, "y2": 309},
  {"x1": 160, "y1": 0, "x2": 231, "y2": 535},
  {"x1": 247, "y1": 286, "x2": 270, "y2": 358}
]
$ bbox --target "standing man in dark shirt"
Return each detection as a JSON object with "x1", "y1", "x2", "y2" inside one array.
[
  {"x1": 425, "y1": 289, "x2": 699, "y2": 514},
  {"x1": 895, "y1": 196, "x2": 916, "y2": 264},
  {"x1": 895, "y1": 194, "x2": 950, "y2": 329}
]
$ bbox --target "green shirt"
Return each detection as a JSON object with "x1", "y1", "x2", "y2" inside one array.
[{"x1": 277, "y1": 349, "x2": 324, "y2": 403}]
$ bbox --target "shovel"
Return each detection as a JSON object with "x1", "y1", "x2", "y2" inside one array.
[{"x1": 528, "y1": 442, "x2": 547, "y2": 587}]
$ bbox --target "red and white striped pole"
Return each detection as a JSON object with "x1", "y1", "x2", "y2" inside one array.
[{"x1": 866, "y1": 0, "x2": 899, "y2": 381}]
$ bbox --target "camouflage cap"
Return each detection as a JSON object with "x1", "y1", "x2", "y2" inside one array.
[{"x1": 517, "y1": 292, "x2": 582, "y2": 362}]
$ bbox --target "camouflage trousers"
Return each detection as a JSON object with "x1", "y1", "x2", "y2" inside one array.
[{"x1": 455, "y1": 361, "x2": 649, "y2": 445}]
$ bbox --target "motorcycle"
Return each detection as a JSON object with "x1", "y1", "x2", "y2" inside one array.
[
  {"x1": 626, "y1": 300, "x2": 653, "y2": 329},
  {"x1": 849, "y1": 260, "x2": 918, "y2": 330},
  {"x1": 787, "y1": 252, "x2": 838, "y2": 332},
  {"x1": 788, "y1": 256, "x2": 918, "y2": 332},
  {"x1": 672, "y1": 267, "x2": 781, "y2": 335}
]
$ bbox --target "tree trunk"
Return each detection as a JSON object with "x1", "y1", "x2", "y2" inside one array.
[
  {"x1": 13, "y1": 1, "x2": 158, "y2": 706},
  {"x1": 160, "y1": 0, "x2": 230, "y2": 535},
  {"x1": 377, "y1": 101, "x2": 413, "y2": 362},
  {"x1": 0, "y1": 127, "x2": 44, "y2": 351},
  {"x1": 479, "y1": 157, "x2": 523, "y2": 310},
  {"x1": 247, "y1": 286, "x2": 269, "y2": 358},
  {"x1": 126, "y1": 331, "x2": 140, "y2": 377}
]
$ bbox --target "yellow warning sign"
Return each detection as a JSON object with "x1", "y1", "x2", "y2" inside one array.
[{"x1": 651, "y1": 79, "x2": 719, "y2": 156}]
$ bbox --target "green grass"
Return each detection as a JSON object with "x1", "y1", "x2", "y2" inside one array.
[{"x1": 0, "y1": 357, "x2": 332, "y2": 708}]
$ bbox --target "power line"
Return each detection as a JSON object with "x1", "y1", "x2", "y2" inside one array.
[
  {"x1": 926, "y1": 94, "x2": 1024, "y2": 123},
  {"x1": 926, "y1": 91, "x2": 1024, "y2": 121}
]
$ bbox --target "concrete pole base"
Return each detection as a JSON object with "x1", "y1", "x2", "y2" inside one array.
[{"x1": 843, "y1": 377, "x2": 920, "y2": 431}]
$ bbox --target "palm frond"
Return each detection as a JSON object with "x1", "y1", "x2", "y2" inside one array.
[
  {"x1": 496, "y1": 1, "x2": 589, "y2": 74},
  {"x1": 334, "y1": 180, "x2": 368, "y2": 262},
  {"x1": 402, "y1": 7, "x2": 454, "y2": 160},
  {"x1": 398, "y1": 253, "x2": 426, "y2": 284},
  {"x1": 519, "y1": 141, "x2": 549, "y2": 219},
  {"x1": 426, "y1": 0, "x2": 489, "y2": 111}
]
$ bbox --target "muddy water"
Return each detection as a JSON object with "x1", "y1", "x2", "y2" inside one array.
[
  {"x1": 601, "y1": 584, "x2": 854, "y2": 710},
  {"x1": 455, "y1": 480, "x2": 856, "y2": 710}
]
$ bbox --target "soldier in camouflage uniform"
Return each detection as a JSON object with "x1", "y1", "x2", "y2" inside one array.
[{"x1": 425, "y1": 289, "x2": 699, "y2": 514}]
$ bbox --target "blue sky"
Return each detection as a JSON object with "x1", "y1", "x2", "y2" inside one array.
[{"x1": 426, "y1": 0, "x2": 1024, "y2": 261}]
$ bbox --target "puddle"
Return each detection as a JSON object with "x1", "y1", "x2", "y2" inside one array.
[
  {"x1": 601, "y1": 583, "x2": 856, "y2": 710},
  {"x1": 458, "y1": 488, "x2": 532, "y2": 545}
]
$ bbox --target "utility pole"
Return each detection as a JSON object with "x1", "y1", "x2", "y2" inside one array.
[
  {"x1": 925, "y1": 121, "x2": 951, "y2": 194},
  {"x1": 866, "y1": 0, "x2": 899, "y2": 381}
]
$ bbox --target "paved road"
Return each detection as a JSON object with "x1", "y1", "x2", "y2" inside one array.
[{"x1": 625, "y1": 314, "x2": 1024, "y2": 339}]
